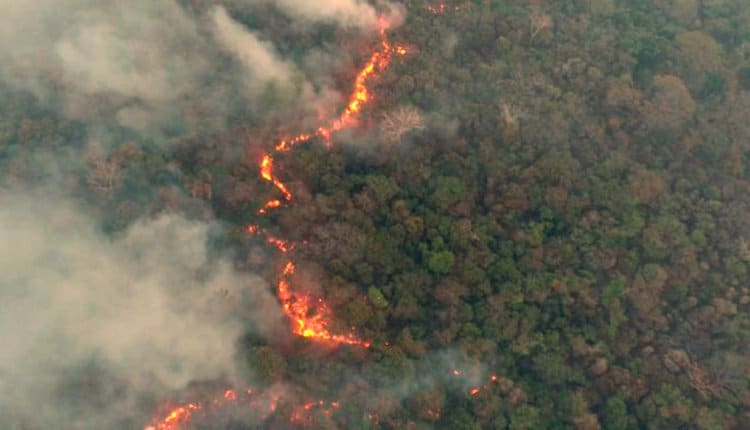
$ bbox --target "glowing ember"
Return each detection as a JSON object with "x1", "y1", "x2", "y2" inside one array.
[
  {"x1": 451, "y1": 369, "x2": 505, "y2": 398},
  {"x1": 426, "y1": 2, "x2": 447, "y2": 14},
  {"x1": 290, "y1": 399, "x2": 341, "y2": 424},
  {"x1": 271, "y1": 20, "x2": 408, "y2": 153},
  {"x1": 145, "y1": 403, "x2": 201, "y2": 430},
  {"x1": 425, "y1": 408, "x2": 442, "y2": 420},
  {"x1": 144, "y1": 388, "x2": 286, "y2": 430},
  {"x1": 259, "y1": 199, "x2": 282, "y2": 214},
  {"x1": 276, "y1": 133, "x2": 313, "y2": 152},
  {"x1": 259, "y1": 154, "x2": 292, "y2": 201},
  {"x1": 147, "y1": 15, "x2": 405, "y2": 430},
  {"x1": 426, "y1": 1, "x2": 467, "y2": 14},
  {"x1": 273, "y1": 258, "x2": 370, "y2": 348},
  {"x1": 224, "y1": 389, "x2": 237, "y2": 401},
  {"x1": 252, "y1": 18, "x2": 408, "y2": 349},
  {"x1": 265, "y1": 235, "x2": 291, "y2": 254}
]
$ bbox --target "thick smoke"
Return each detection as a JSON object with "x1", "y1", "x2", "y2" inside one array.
[
  {"x1": 0, "y1": 0, "x2": 401, "y2": 137},
  {"x1": 0, "y1": 192, "x2": 280, "y2": 429},
  {"x1": 211, "y1": 6, "x2": 294, "y2": 93},
  {"x1": 242, "y1": 0, "x2": 404, "y2": 30},
  {"x1": 0, "y1": 0, "x2": 215, "y2": 132},
  {"x1": 0, "y1": 1, "x2": 411, "y2": 427}
]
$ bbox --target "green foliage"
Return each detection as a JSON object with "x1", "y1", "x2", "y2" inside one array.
[
  {"x1": 445, "y1": 408, "x2": 481, "y2": 430},
  {"x1": 603, "y1": 396, "x2": 629, "y2": 430},
  {"x1": 3, "y1": 0, "x2": 750, "y2": 427},
  {"x1": 740, "y1": 67, "x2": 750, "y2": 90},
  {"x1": 532, "y1": 353, "x2": 585, "y2": 386},
  {"x1": 602, "y1": 280, "x2": 625, "y2": 304},
  {"x1": 700, "y1": 73, "x2": 726, "y2": 99},
  {"x1": 695, "y1": 408, "x2": 726, "y2": 430},
  {"x1": 509, "y1": 405, "x2": 542, "y2": 430},
  {"x1": 588, "y1": 0, "x2": 615, "y2": 16},
  {"x1": 636, "y1": 385, "x2": 695, "y2": 427},
  {"x1": 489, "y1": 0, "x2": 511, "y2": 14},
  {"x1": 427, "y1": 250, "x2": 455, "y2": 275},
  {"x1": 364, "y1": 175, "x2": 400, "y2": 204},
  {"x1": 367, "y1": 286, "x2": 389, "y2": 309},
  {"x1": 247, "y1": 346, "x2": 286, "y2": 385},
  {"x1": 431, "y1": 176, "x2": 467, "y2": 210},
  {"x1": 362, "y1": 347, "x2": 414, "y2": 387}
]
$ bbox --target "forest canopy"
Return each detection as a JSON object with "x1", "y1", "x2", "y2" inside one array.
[{"x1": 1, "y1": 0, "x2": 750, "y2": 429}]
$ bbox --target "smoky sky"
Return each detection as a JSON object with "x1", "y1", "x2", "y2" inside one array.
[
  {"x1": 0, "y1": 191, "x2": 284, "y2": 428},
  {"x1": 0, "y1": 0, "x2": 401, "y2": 138},
  {"x1": 0, "y1": 1, "x2": 407, "y2": 428}
]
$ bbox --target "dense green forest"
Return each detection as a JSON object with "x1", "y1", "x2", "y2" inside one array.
[{"x1": 2, "y1": 0, "x2": 750, "y2": 429}]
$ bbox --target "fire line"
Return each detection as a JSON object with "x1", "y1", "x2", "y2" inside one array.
[{"x1": 145, "y1": 16, "x2": 408, "y2": 430}]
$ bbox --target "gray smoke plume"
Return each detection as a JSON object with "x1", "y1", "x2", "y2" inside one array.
[
  {"x1": 0, "y1": 191, "x2": 281, "y2": 429},
  {"x1": 240, "y1": 0, "x2": 404, "y2": 30},
  {"x1": 0, "y1": 0, "x2": 402, "y2": 138}
]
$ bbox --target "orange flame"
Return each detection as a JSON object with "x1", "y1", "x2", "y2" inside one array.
[
  {"x1": 143, "y1": 369, "x2": 500, "y2": 430},
  {"x1": 145, "y1": 403, "x2": 201, "y2": 430},
  {"x1": 258, "y1": 199, "x2": 282, "y2": 214},
  {"x1": 290, "y1": 399, "x2": 341, "y2": 424},
  {"x1": 276, "y1": 133, "x2": 313, "y2": 152},
  {"x1": 259, "y1": 154, "x2": 292, "y2": 201},
  {"x1": 451, "y1": 369, "x2": 504, "y2": 397},
  {"x1": 224, "y1": 389, "x2": 237, "y2": 401},
  {"x1": 252, "y1": 18, "x2": 409, "y2": 348},
  {"x1": 274, "y1": 257, "x2": 370, "y2": 347},
  {"x1": 146, "y1": 15, "x2": 404, "y2": 430},
  {"x1": 273, "y1": 20, "x2": 408, "y2": 152},
  {"x1": 265, "y1": 235, "x2": 291, "y2": 253},
  {"x1": 144, "y1": 388, "x2": 291, "y2": 430}
]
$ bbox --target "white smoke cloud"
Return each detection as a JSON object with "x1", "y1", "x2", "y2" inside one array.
[
  {"x1": 0, "y1": 0, "x2": 313, "y2": 134},
  {"x1": 240, "y1": 0, "x2": 404, "y2": 30},
  {"x1": 0, "y1": 192, "x2": 280, "y2": 428},
  {"x1": 0, "y1": 1, "x2": 212, "y2": 131},
  {"x1": 0, "y1": 0, "x2": 404, "y2": 137},
  {"x1": 264, "y1": 0, "x2": 378, "y2": 29},
  {"x1": 212, "y1": 6, "x2": 294, "y2": 93}
]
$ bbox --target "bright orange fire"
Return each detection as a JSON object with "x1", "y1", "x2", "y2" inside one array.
[
  {"x1": 144, "y1": 403, "x2": 200, "y2": 430},
  {"x1": 144, "y1": 388, "x2": 292, "y2": 430},
  {"x1": 450, "y1": 369, "x2": 502, "y2": 397},
  {"x1": 247, "y1": 228, "x2": 370, "y2": 348},
  {"x1": 144, "y1": 369, "x2": 501, "y2": 429},
  {"x1": 252, "y1": 18, "x2": 408, "y2": 349},
  {"x1": 290, "y1": 400, "x2": 341, "y2": 424},
  {"x1": 275, "y1": 21, "x2": 408, "y2": 153},
  {"x1": 260, "y1": 154, "x2": 292, "y2": 202},
  {"x1": 146, "y1": 15, "x2": 404, "y2": 430}
]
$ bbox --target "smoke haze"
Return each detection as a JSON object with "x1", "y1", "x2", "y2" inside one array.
[
  {"x1": 242, "y1": 0, "x2": 403, "y2": 30},
  {"x1": 0, "y1": 0, "x2": 399, "y2": 137},
  {"x1": 0, "y1": 192, "x2": 279, "y2": 429},
  {"x1": 0, "y1": 1, "x2": 413, "y2": 428}
]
